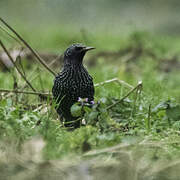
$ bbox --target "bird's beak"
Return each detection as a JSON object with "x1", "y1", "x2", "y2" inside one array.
[{"x1": 83, "y1": 46, "x2": 95, "y2": 52}]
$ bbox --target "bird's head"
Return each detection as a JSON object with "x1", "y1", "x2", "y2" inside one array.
[{"x1": 64, "y1": 44, "x2": 95, "y2": 65}]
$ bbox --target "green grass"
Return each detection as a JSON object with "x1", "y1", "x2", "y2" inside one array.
[{"x1": 0, "y1": 29, "x2": 180, "y2": 179}]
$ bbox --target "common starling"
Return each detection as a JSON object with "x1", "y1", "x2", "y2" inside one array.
[{"x1": 52, "y1": 44, "x2": 95, "y2": 128}]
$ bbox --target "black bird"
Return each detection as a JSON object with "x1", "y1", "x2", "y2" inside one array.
[{"x1": 52, "y1": 44, "x2": 95, "y2": 128}]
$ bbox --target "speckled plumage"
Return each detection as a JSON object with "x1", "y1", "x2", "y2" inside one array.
[{"x1": 52, "y1": 44, "x2": 95, "y2": 128}]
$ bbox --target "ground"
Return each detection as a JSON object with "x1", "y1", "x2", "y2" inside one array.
[{"x1": 0, "y1": 27, "x2": 180, "y2": 179}]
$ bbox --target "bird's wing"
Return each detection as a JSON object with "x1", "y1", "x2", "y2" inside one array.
[
  {"x1": 52, "y1": 71, "x2": 78, "y2": 106},
  {"x1": 80, "y1": 72, "x2": 95, "y2": 101}
]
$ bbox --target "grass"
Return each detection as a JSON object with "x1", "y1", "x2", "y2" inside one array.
[{"x1": 0, "y1": 26, "x2": 180, "y2": 179}]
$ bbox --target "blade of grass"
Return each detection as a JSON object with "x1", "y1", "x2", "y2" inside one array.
[{"x1": 146, "y1": 104, "x2": 151, "y2": 131}]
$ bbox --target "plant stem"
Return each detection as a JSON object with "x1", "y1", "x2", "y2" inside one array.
[
  {"x1": 0, "y1": 17, "x2": 56, "y2": 76},
  {"x1": 106, "y1": 81, "x2": 143, "y2": 110}
]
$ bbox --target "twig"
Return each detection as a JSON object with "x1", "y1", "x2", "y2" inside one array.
[
  {"x1": 95, "y1": 77, "x2": 134, "y2": 89},
  {"x1": 83, "y1": 143, "x2": 131, "y2": 156},
  {"x1": 20, "y1": 65, "x2": 41, "y2": 89},
  {"x1": 106, "y1": 81, "x2": 143, "y2": 110},
  {"x1": 131, "y1": 83, "x2": 143, "y2": 116},
  {"x1": 0, "y1": 24, "x2": 22, "y2": 44},
  {"x1": 48, "y1": 54, "x2": 62, "y2": 70},
  {"x1": 84, "y1": 140, "x2": 180, "y2": 157},
  {"x1": 0, "y1": 40, "x2": 36, "y2": 92},
  {"x1": 0, "y1": 89, "x2": 51, "y2": 96},
  {"x1": 0, "y1": 17, "x2": 56, "y2": 76}
]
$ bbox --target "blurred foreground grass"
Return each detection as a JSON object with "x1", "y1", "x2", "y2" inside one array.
[{"x1": 0, "y1": 28, "x2": 180, "y2": 179}]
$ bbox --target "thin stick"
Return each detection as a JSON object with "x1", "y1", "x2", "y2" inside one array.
[
  {"x1": 106, "y1": 81, "x2": 143, "y2": 110},
  {"x1": 0, "y1": 40, "x2": 36, "y2": 92},
  {"x1": 0, "y1": 24, "x2": 22, "y2": 44},
  {"x1": 131, "y1": 84, "x2": 142, "y2": 116},
  {"x1": 0, "y1": 89, "x2": 51, "y2": 96},
  {"x1": 0, "y1": 17, "x2": 56, "y2": 76},
  {"x1": 95, "y1": 77, "x2": 134, "y2": 89},
  {"x1": 83, "y1": 143, "x2": 131, "y2": 156}
]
